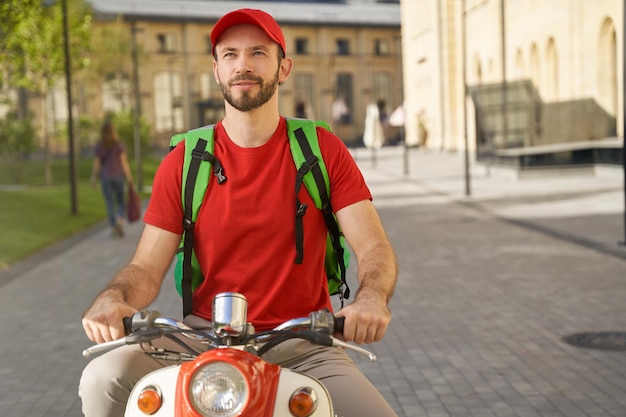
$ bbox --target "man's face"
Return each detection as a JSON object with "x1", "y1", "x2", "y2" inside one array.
[
  {"x1": 219, "y1": 67, "x2": 280, "y2": 112},
  {"x1": 213, "y1": 24, "x2": 288, "y2": 112}
]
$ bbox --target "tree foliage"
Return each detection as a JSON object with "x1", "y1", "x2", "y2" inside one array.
[
  {"x1": 0, "y1": 0, "x2": 92, "y2": 93},
  {"x1": 0, "y1": 111, "x2": 37, "y2": 182},
  {"x1": 110, "y1": 110, "x2": 152, "y2": 159},
  {"x1": 0, "y1": 0, "x2": 93, "y2": 185}
]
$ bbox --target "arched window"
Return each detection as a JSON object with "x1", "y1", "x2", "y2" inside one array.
[
  {"x1": 514, "y1": 48, "x2": 524, "y2": 80},
  {"x1": 529, "y1": 43, "x2": 540, "y2": 95},
  {"x1": 544, "y1": 38, "x2": 558, "y2": 101},
  {"x1": 598, "y1": 17, "x2": 617, "y2": 118},
  {"x1": 473, "y1": 53, "x2": 482, "y2": 85}
]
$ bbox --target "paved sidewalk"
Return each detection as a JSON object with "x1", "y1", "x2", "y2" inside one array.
[
  {"x1": 1, "y1": 145, "x2": 626, "y2": 417},
  {"x1": 353, "y1": 145, "x2": 626, "y2": 258}
]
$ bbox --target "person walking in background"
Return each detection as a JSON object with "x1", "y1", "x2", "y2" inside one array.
[{"x1": 91, "y1": 120, "x2": 134, "y2": 237}]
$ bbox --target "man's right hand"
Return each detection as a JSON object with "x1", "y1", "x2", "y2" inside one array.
[
  {"x1": 80, "y1": 225, "x2": 182, "y2": 344},
  {"x1": 82, "y1": 295, "x2": 138, "y2": 344}
]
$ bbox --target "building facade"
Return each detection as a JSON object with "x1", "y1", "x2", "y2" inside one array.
[
  {"x1": 401, "y1": 0, "x2": 623, "y2": 153},
  {"x1": 86, "y1": 0, "x2": 402, "y2": 147}
]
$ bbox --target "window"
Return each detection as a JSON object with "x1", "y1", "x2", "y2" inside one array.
[
  {"x1": 157, "y1": 33, "x2": 176, "y2": 53},
  {"x1": 295, "y1": 38, "x2": 309, "y2": 55},
  {"x1": 374, "y1": 39, "x2": 390, "y2": 55},
  {"x1": 372, "y1": 72, "x2": 392, "y2": 111},
  {"x1": 200, "y1": 72, "x2": 220, "y2": 100},
  {"x1": 372, "y1": 72, "x2": 393, "y2": 126},
  {"x1": 102, "y1": 76, "x2": 131, "y2": 113},
  {"x1": 336, "y1": 39, "x2": 350, "y2": 55},
  {"x1": 294, "y1": 73, "x2": 315, "y2": 118},
  {"x1": 154, "y1": 71, "x2": 183, "y2": 132},
  {"x1": 333, "y1": 73, "x2": 353, "y2": 125}
]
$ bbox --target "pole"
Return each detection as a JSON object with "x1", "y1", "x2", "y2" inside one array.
[
  {"x1": 62, "y1": 0, "x2": 78, "y2": 214},
  {"x1": 168, "y1": 58, "x2": 176, "y2": 137},
  {"x1": 131, "y1": 23, "x2": 143, "y2": 192},
  {"x1": 621, "y1": 1, "x2": 626, "y2": 245},
  {"x1": 501, "y1": 0, "x2": 507, "y2": 147},
  {"x1": 462, "y1": 0, "x2": 471, "y2": 196}
]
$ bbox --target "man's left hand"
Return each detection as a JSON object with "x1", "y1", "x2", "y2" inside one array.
[{"x1": 335, "y1": 289, "x2": 391, "y2": 344}]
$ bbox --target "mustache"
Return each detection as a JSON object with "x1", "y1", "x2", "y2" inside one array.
[{"x1": 228, "y1": 75, "x2": 263, "y2": 86}]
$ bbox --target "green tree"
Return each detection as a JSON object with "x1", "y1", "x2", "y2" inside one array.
[
  {"x1": 0, "y1": 0, "x2": 92, "y2": 185},
  {"x1": 110, "y1": 110, "x2": 151, "y2": 159},
  {"x1": 0, "y1": 111, "x2": 37, "y2": 183},
  {"x1": 84, "y1": 17, "x2": 135, "y2": 111}
]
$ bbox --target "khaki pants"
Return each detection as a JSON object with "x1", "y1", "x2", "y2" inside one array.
[{"x1": 79, "y1": 332, "x2": 397, "y2": 417}]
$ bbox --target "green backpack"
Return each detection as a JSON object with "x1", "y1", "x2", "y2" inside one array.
[{"x1": 169, "y1": 118, "x2": 350, "y2": 317}]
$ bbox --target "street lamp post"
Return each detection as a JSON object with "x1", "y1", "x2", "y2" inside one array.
[
  {"x1": 131, "y1": 22, "x2": 143, "y2": 192},
  {"x1": 62, "y1": 0, "x2": 78, "y2": 214},
  {"x1": 462, "y1": 0, "x2": 471, "y2": 196},
  {"x1": 621, "y1": 1, "x2": 626, "y2": 245}
]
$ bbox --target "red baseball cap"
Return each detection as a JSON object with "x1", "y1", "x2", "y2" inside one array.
[{"x1": 210, "y1": 8, "x2": 286, "y2": 56}]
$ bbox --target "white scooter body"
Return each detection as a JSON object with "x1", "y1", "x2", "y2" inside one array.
[{"x1": 125, "y1": 357, "x2": 334, "y2": 417}]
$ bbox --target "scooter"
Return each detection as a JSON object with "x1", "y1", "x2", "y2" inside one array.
[{"x1": 82, "y1": 292, "x2": 377, "y2": 417}]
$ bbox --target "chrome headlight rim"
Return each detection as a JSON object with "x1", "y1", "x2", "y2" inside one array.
[{"x1": 188, "y1": 361, "x2": 250, "y2": 417}]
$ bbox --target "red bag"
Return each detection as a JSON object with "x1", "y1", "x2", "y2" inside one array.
[{"x1": 127, "y1": 186, "x2": 141, "y2": 223}]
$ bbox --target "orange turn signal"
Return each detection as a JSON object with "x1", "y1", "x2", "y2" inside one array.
[
  {"x1": 289, "y1": 387, "x2": 318, "y2": 417},
  {"x1": 137, "y1": 385, "x2": 162, "y2": 415}
]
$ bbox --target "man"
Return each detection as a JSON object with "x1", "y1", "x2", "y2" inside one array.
[{"x1": 80, "y1": 8, "x2": 398, "y2": 417}]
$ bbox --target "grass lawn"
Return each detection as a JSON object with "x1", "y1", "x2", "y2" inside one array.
[{"x1": 0, "y1": 155, "x2": 161, "y2": 269}]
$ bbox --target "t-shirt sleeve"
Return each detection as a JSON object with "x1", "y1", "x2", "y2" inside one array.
[
  {"x1": 317, "y1": 127, "x2": 372, "y2": 212},
  {"x1": 143, "y1": 143, "x2": 185, "y2": 234}
]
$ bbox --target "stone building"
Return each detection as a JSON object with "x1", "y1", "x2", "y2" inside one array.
[
  {"x1": 85, "y1": 0, "x2": 402, "y2": 147},
  {"x1": 401, "y1": 0, "x2": 622, "y2": 160}
]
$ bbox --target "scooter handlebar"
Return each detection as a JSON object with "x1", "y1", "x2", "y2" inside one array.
[
  {"x1": 123, "y1": 317, "x2": 132, "y2": 335},
  {"x1": 333, "y1": 316, "x2": 345, "y2": 334}
]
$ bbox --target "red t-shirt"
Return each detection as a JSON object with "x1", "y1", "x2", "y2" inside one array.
[{"x1": 144, "y1": 117, "x2": 372, "y2": 330}]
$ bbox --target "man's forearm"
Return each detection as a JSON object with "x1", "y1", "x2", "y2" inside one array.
[
  {"x1": 355, "y1": 243, "x2": 398, "y2": 304},
  {"x1": 97, "y1": 263, "x2": 160, "y2": 310}
]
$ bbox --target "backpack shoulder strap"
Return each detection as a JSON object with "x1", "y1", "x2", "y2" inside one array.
[
  {"x1": 287, "y1": 118, "x2": 331, "y2": 210},
  {"x1": 175, "y1": 124, "x2": 227, "y2": 317},
  {"x1": 182, "y1": 126, "x2": 226, "y2": 223},
  {"x1": 286, "y1": 118, "x2": 350, "y2": 302}
]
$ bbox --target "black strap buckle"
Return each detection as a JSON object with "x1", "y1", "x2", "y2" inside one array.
[
  {"x1": 182, "y1": 217, "x2": 194, "y2": 231},
  {"x1": 304, "y1": 155, "x2": 318, "y2": 171},
  {"x1": 296, "y1": 203, "x2": 308, "y2": 217},
  {"x1": 191, "y1": 148, "x2": 205, "y2": 160}
]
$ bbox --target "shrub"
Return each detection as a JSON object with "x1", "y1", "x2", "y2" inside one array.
[{"x1": 0, "y1": 111, "x2": 37, "y2": 183}]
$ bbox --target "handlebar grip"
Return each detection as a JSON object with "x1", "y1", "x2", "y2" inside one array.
[
  {"x1": 123, "y1": 317, "x2": 132, "y2": 335},
  {"x1": 334, "y1": 317, "x2": 345, "y2": 334}
]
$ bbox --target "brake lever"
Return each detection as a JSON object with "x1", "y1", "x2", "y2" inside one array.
[
  {"x1": 331, "y1": 337, "x2": 377, "y2": 362},
  {"x1": 289, "y1": 330, "x2": 377, "y2": 362},
  {"x1": 82, "y1": 328, "x2": 163, "y2": 358}
]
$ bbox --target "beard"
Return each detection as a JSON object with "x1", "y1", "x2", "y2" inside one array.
[{"x1": 220, "y1": 70, "x2": 280, "y2": 112}]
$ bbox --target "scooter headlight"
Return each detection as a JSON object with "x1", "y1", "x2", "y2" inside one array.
[{"x1": 189, "y1": 362, "x2": 249, "y2": 417}]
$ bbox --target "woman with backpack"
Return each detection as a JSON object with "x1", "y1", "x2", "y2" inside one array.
[{"x1": 91, "y1": 120, "x2": 134, "y2": 237}]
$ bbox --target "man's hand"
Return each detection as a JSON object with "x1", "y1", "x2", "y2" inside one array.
[
  {"x1": 334, "y1": 201, "x2": 397, "y2": 345},
  {"x1": 82, "y1": 294, "x2": 138, "y2": 344},
  {"x1": 80, "y1": 225, "x2": 182, "y2": 344},
  {"x1": 335, "y1": 288, "x2": 391, "y2": 344}
]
